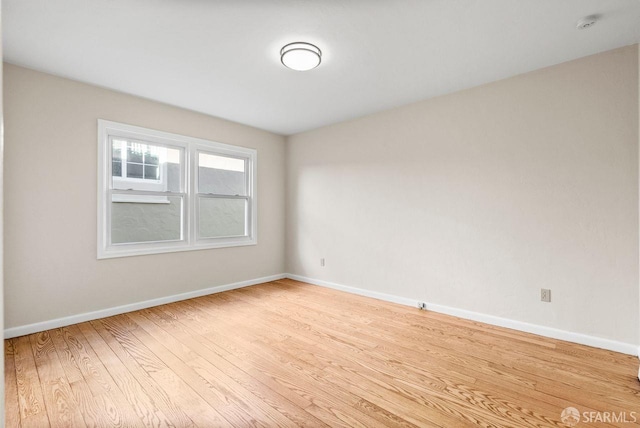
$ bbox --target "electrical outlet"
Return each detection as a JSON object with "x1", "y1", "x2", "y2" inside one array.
[
  {"x1": 320, "y1": 258, "x2": 325, "y2": 267},
  {"x1": 541, "y1": 289, "x2": 551, "y2": 302},
  {"x1": 418, "y1": 302, "x2": 427, "y2": 310}
]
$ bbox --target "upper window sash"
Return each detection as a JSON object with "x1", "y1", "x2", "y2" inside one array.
[{"x1": 196, "y1": 149, "x2": 249, "y2": 197}]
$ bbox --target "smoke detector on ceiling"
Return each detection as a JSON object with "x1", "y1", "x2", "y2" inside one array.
[{"x1": 576, "y1": 15, "x2": 598, "y2": 30}]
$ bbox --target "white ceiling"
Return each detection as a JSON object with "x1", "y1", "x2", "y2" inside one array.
[{"x1": 4, "y1": 0, "x2": 640, "y2": 135}]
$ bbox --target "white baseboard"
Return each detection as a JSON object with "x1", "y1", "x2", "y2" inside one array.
[
  {"x1": 286, "y1": 274, "x2": 639, "y2": 356},
  {"x1": 4, "y1": 274, "x2": 286, "y2": 339},
  {"x1": 6, "y1": 272, "x2": 638, "y2": 358},
  {"x1": 286, "y1": 273, "x2": 418, "y2": 307}
]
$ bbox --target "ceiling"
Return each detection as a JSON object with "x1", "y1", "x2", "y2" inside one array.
[{"x1": 4, "y1": 0, "x2": 640, "y2": 136}]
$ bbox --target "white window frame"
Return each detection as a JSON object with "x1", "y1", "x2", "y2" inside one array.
[{"x1": 97, "y1": 120, "x2": 257, "y2": 259}]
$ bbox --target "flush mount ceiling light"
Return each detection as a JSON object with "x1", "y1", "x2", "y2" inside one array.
[{"x1": 280, "y1": 42, "x2": 322, "y2": 71}]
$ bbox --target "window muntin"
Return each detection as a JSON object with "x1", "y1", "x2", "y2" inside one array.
[
  {"x1": 98, "y1": 120, "x2": 257, "y2": 259},
  {"x1": 113, "y1": 140, "x2": 161, "y2": 181}
]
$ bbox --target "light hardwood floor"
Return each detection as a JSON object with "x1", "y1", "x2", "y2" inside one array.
[{"x1": 5, "y1": 279, "x2": 640, "y2": 427}]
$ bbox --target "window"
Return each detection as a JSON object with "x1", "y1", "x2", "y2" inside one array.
[{"x1": 98, "y1": 120, "x2": 256, "y2": 259}]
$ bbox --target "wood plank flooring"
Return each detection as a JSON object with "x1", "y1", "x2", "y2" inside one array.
[{"x1": 5, "y1": 279, "x2": 640, "y2": 427}]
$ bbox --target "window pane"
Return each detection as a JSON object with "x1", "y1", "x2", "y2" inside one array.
[
  {"x1": 127, "y1": 143, "x2": 144, "y2": 163},
  {"x1": 111, "y1": 195, "x2": 183, "y2": 244},
  {"x1": 127, "y1": 163, "x2": 144, "y2": 179},
  {"x1": 112, "y1": 160, "x2": 122, "y2": 177},
  {"x1": 198, "y1": 152, "x2": 246, "y2": 196},
  {"x1": 145, "y1": 152, "x2": 159, "y2": 165},
  {"x1": 166, "y1": 159, "x2": 181, "y2": 193},
  {"x1": 112, "y1": 143, "x2": 122, "y2": 160},
  {"x1": 198, "y1": 197, "x2": 246, "y2": 238},
  {"x1": 144, "y1": 165, "x2": 159, "y2": 180},
  {"x1": 111, "y1": 140, "x2": 183, "y2": 192}
]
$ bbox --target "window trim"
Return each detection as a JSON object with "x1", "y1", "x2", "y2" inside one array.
[{"x1": 97, "y1": 120, "x2": 257, "y2": 259}]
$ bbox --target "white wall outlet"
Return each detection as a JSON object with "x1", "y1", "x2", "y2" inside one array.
[
  {"x1": 541, "y1": 289, "x2": 551, "y2": 302},
  {"x1": 320, "y1": 258, "x2": 325, "y2": 267},
  {"x1": 418, "y1": 302, "x2": 427, "y2": 310}
]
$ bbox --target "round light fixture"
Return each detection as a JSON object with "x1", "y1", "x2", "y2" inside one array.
[{"x1": 280, "y1": 42, "x2": 322, "y2": 71}]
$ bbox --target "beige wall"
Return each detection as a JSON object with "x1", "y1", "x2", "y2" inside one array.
[
  {"x1": 3, "y1": 63, "x2": 286, "y2": 329},
  {"x1": 287, "y1": 46, "x2": 639, "y2": 345}
]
